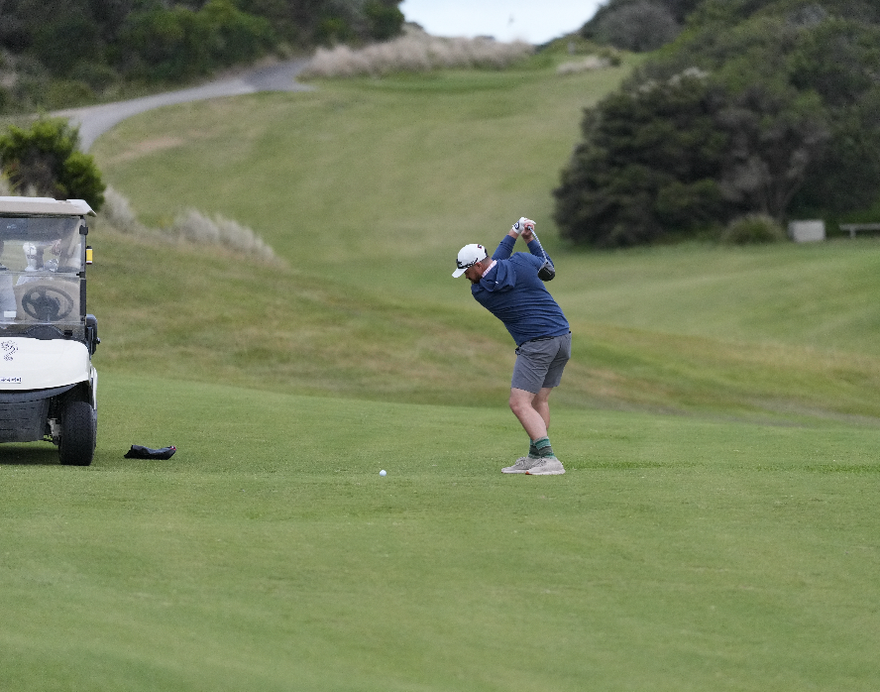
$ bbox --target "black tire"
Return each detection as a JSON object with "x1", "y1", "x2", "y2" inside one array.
[{"x1": 59, "y1": 399, "x2": 96, "y2": 466}]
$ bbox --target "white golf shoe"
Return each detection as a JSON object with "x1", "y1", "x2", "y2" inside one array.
[
  {"x1": 525, "y1": 456, "x2": 565, "y2": 475},
  {"x1": 501, "y1": 456, "x2": 539, "y2": 474}
]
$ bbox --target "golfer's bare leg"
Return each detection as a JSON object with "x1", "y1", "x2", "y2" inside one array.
[
  {"x1": 533, "y1": 387, "x2": 552, "y2": 431},
  {"x1": 509, "y1": 387, "x2": 553, "y2": 441}
]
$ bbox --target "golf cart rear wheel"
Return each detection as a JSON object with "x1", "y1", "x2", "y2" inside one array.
[{"x1": 59, "y1": 399, "x2": 96, "y2": 466}]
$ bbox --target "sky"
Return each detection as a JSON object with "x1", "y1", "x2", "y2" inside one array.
[{"x1": 398, "y1": 0, "x2": 605, "y2": 45}]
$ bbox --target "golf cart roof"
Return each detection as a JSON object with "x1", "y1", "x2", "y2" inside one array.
[{"x1": 0, "y1": 196, "x2": 95, "y2": 217}]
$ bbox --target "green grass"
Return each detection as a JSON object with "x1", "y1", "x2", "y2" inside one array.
[
  {"x1": 92, "y1": 63, "x2": 633, "y2": 264},
  {"x1": 2, "y1": 374, "x2": 879, "y2": 691},
  {"x1": 86, "y1": 221, "x2": 880, "y2": 422},
  {"x1": 89, "y1": 58, "x2": 880, "y2": 422},
  {"x1": 1, "y1": 53, "x2": 879, "y2": 690}
]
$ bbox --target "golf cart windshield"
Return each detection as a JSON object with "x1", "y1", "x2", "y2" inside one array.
[{"x1": 0, "y1": 216, "x2": 85, "y2": 330}]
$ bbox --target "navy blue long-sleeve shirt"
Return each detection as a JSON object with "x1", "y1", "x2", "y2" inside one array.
[{"x1": 470, "y1": 235, "x2": 569, "y2": 346}]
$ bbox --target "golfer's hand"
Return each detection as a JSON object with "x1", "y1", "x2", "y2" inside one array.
[
  {"x1": 519, "y1": 218, "x2": 536, "y2": 242},
  {"x1": 511, "y1": 217, "x2": 535, "y2": 239}
]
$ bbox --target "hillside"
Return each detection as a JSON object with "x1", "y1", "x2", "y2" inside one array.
[{"x1": 88, "y1": 55, "x2": 880, "y2": 425}]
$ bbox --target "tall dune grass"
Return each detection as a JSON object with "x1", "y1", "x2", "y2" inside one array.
[
  {"x1": 102, "y1": 185, "x2": 283, "y2": 265},
  {"x1": 170, "y1": 208, "x2": 281, "y2": 263},
  {"x1": 300, "y1": 26, "x2": 534, "y2": 78},
  {"x1": 556, "y1": 55, "x2": 614, "y2": 75}
]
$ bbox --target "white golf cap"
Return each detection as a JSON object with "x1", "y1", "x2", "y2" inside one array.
[{"x1": 452, "y1": 243, "x2": 488, "y2": 278}]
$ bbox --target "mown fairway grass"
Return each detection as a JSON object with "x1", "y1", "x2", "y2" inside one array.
[
  {"x1": 3, "y1": 374, "x2": 879, "y2": 692},
  {"x1": 1, "y1": 52, "x2": 879, "y2": 690}
]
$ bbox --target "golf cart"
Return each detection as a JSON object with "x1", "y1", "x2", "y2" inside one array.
[{"x1": 0, "y1": 196, "x2": 99, "y2": 466}]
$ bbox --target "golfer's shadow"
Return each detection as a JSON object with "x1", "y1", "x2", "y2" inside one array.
[{"x1": 0, "y1": 444, "x2": 61, "y2": 465}]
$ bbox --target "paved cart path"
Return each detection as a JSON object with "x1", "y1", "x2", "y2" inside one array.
[{"x1": 55, "y1": 58, "x2": 314, "y2": 152}]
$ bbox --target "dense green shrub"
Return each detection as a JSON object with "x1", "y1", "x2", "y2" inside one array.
[
  {"x1": 315, "y1": 17, "x2": 356, "y2": 46},
  {"x1": 69, "y1": 62, "x2": 119, "y2": 93},
  {"x1": 0, "y1": 0, "x2": 404, "y2": 108},
  {"x1": 42, "y1": 79, "x2": 97, "y2": 110},
  {"x1": 114, "y1": 1, "x2": 275, "y2": 81},
  {"x1": 720, "y1": 213, "x2": 787, "y2": 244},
  {"x1": 580, "y1": 0, "x2": 704, "y2": 50},
  {"x1": 555, "y1": 0, "x2": 880, "y2": 247},
  {"x1": 30, "y1": 8, "x2": 103, "y2": 76},
  {"x1": 198, "y1": 0, "x2": 276, "y2": 66},
  {"x1": 365, "y1": 0, "x2": 406, "y2": 41},
  {"x1": 117, "y1": 7, "x2": 205, "y2": 81},
  {"x1": 586, "y1": 1, "x2": 681, "y2": 52},
  {"x1": 553, "y1": 69, "x2": 731, "y2": 247},
  {"x1": 0, "y1": 118, "x2": 105, "y2": 211}
]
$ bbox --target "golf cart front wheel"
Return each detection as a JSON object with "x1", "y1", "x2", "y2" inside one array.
[{"x1": 59, "y1": 399, "x2": 96, "y2": 466}]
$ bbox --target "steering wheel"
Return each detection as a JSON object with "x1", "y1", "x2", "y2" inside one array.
[{"x1": 21, "y1": 285, "x2": 75, "y2": 321}]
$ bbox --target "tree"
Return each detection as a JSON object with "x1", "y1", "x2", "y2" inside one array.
[
  {"x1": 0, "y1": 0, "x2": 405, "y2": 109},
  {"x1": 365, "y1": 0, "x2": 405, "y2": 41},
  {"x1": 585, "y1": 1, "x2": 681, "y2": 52},
  {"x1": 789, "y1": 89, "x2": 880, "y2": 216},
  {"x1": 0, "y1": 118, "x2": 106, "y2": 210},
  {"x1": 554, "y1": 69, "x2": 730, "y2": 246},
  {"x1": 554, "y1": 1, "x2": 880, "y2": 247},
  {"x1": 716, "y1": 82, "x2": 829, "y2": 219},
  {"x1": 198, "y1": 0, "x2": 275, "y2": 67}
]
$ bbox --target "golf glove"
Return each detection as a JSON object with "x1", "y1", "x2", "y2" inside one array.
[{"x1": 511, "y1": 217, "x2": 534, "y2": 235}]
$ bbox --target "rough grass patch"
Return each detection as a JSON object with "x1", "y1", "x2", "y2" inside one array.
[
  {"x1": 556, "y1": 55, "x2": 613, "y2": 75},
  {"x1": 102, "y1": 185, "x2": 144, "y2": 233},
  {"x1": 300, "y1": 26, "x2": 534, "y2": 78},
  {"x1": 102, "y1": 185, "x2": 284, "y2": 265},
  {"x1": 171, "y1": 208, "x2": 281, "y2": 264}
]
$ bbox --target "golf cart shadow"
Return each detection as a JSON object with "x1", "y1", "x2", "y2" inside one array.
[{"x1": 0, "y1": 444, "x2": 67, "y2": 465}]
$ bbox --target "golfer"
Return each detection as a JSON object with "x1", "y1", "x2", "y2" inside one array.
[{"x1": 452, "y1": 217, "x2": 571, "y2": 475}]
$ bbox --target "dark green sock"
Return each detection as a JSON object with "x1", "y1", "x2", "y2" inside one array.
[
  {"x1": 528, "y1": 441, "x2": 539, "y2": 458},
  {"x1": 533, "y1": 437, "x2": 554, "y2": 458}
]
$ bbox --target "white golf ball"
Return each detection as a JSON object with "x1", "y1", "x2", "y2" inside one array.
[{"x1": 379, "y1": 469, "x2": 387, "y2": 476}]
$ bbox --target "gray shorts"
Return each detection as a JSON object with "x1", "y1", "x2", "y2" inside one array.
[{"x1": 511, "y1": 332, "x2": 571, "y2": 393}]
